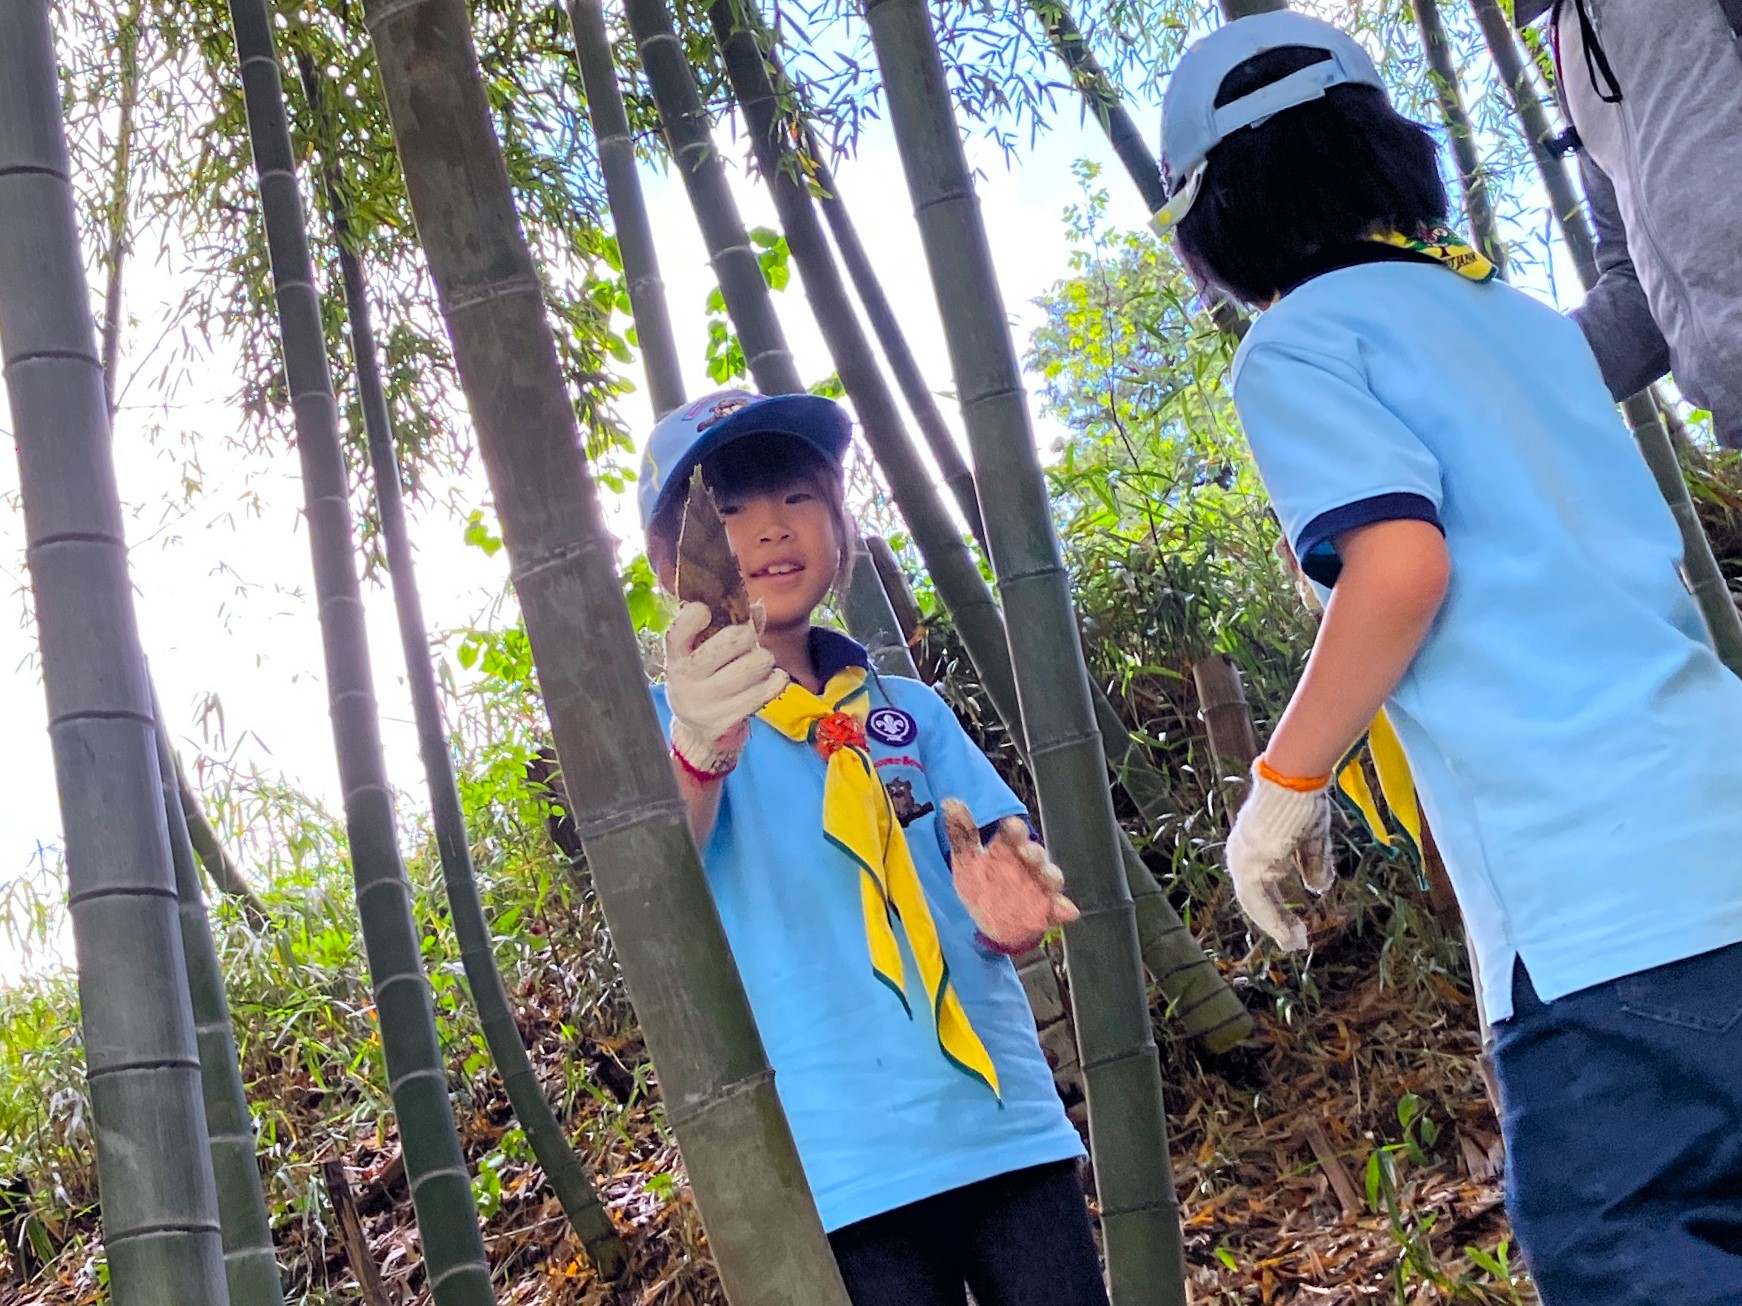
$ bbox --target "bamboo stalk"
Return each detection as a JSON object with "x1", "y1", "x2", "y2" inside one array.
[
  {"x1": 1193, "y1": 654, "x2": 1260, "y2": 807},
  {"x1": 865, "y1": 535, "x2": 926, "y2": 651},
  {"x1": 153, "y1": 688, "x2": 286, "y2": 1305},
  {"x1": 810, "y1": 160, "x2": 987, "y2": 545},
  {"x1": 322, "y1": 1160, "x2": 398, "y2": 1306},
  {"x1": 862, "y1": 0, "x2": 1187, "y2": 1298},
  {"x1": 0, "y1": 4, "x2": 228, "y2": 1298},
  {"x1": 1411, "y1": 0, "x2": 1506, "y2": 273},
  {"x1": 223, "y1": 2, "x2": 495, "y2": 1298},
  {"x1": 843, "y1": 537, "x2": 925, "y2": 680},
  {"x1": 174, "y1": 758, "x2": 272, "y2": 925},
  {"x1": 1026, "y1": 0, "x2": 1249, "y2": 342},
  {"x1": 95, "y1": 0, "x2": 269, "y2": 935},
  {"x1": 566, "y1": 0, "x2": 687, "y2": 418},
  {"x1": 99, "y1": 0, "x2": 143, "y2": 409},
  {"x1": 361, "y1": 2, "x2": 851, "y2": 1300},
  {"x1": 295, "y1": 54, "x2": 627, "y2": 1279},
  {"x1": 625, "y1": 0, "x2": 803, "y2": 396},
  {"x1": 1469, "y1": 0, "x2": 1742, "y2": 675}
]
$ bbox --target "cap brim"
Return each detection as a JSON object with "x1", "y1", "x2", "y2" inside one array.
[
  {"x1": 1149, "y1": 162, "x2": 1206, "y2": 235},
  {"x1": 648, "y1": 393, "x2": 852, "y2": 526}
]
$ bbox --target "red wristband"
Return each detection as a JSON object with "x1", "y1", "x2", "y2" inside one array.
[{"x1": 672, "y1": 746, "x2": 733, "y2": 785}]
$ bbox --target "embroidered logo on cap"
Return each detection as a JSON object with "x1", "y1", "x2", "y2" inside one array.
[
  {"x1": 866, "y1": 706, "x2": 918, "y2": 748},
  {"x1": 693, "y1": 393, "x2": 755, "y2": 432}
]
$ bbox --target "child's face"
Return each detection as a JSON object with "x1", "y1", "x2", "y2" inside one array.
[{"x1": 715, "y1": 477, "x2": 841, "y2": 633}]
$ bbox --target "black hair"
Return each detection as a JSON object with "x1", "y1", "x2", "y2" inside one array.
[
  {"x1": 1174, "y1": 46, "x2": 1448, "y2": 306},
  {"x1": 648, "y1": 431, "x2": 852, "y2": 581}
]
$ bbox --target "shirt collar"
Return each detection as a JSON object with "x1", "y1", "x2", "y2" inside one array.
[
  {"x1": 810, "y1": 626, "x2": 870, "y2": 683},
  {"x1": 1278, "y1": 240, "x2": 1442, "y2": 298}
]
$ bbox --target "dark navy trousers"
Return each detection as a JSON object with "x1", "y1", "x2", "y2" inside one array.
[{"x1": 1493, "y1": 943, "x2": 1742, "y2": 1305}]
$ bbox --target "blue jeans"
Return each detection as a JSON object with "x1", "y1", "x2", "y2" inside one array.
[{"x1": 1492, "y1": 944, "x2": 1742, "y2": 1305}]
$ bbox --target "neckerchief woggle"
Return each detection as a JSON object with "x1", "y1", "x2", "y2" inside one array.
[{"x1": 757, "y1": 666, "x2": 1001, "y2": 1099}]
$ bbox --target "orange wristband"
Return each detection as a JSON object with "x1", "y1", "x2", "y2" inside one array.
[{"x1": 1255, "y1": 756, "x2": 1331, "y2": 793}]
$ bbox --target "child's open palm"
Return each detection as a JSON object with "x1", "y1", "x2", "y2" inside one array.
[{"x1": 941, "y1": 799, "x2": 1079, "y2": 952}]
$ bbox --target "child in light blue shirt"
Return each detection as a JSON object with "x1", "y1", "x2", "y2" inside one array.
[
  {"x1": 1156, "y1": 13, "x2": 1742, "y2": 1304},
  {"x1": 637, "y1": 390, "x2": 1101, "y2": 1306}
]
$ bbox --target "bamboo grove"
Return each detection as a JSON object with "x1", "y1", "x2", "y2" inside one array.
[{"x1": 1, "y1": 0, "x2": 1738, "y2": 1302}]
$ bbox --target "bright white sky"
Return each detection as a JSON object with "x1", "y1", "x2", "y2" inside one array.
[{"x1": 0, "y1": 95, "x2": 1173, "y2": 979}]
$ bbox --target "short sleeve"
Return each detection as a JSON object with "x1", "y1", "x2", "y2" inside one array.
[
  {"x1": 1233, "y1": 340, "x2": 1445, "y2": 587},
  {"x1": 889, "y1": 680, "x2": 1027, "y2": 830}
]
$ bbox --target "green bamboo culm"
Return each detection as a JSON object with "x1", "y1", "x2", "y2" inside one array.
[
  {"x1": 808, "y1": 153, "x2": 988, "y2": 546},
  {"x1": 292, "y1": 56, "x2": 628, "y2": 1281},
  {"x1": 565, "y1": 0, "x2": 687, "y2": 419},
  {"x1": 0, "y1": 4, "x2": 228, "y2": 1299},
  {"x1": 223, "y1": 3, "x2": 496, "y2": 1300},
  {"x1": 625, "y1": 0, "x2": 805, "y2": 396},
  {"x1": 1469, "y1": 0, "x2": 1742, "y2": 675},
  {"x1": 360, "y1": 3, "x2": 852, "y2": 1302},
  {"x1": 1410, "y1": 0, "x2": 1506, "y2": 274},
  {"x1": 152, "y1": 690, "x2": 287, "y2": 1306},
  {"x1": 174, "y1": 764, "x2": 272, "y2": 926},
  {"x1": 843, "y1": 536, "x2": 928, "y2": 680},
  {"x1": 861, "y1": 1, "x2": 1187, "y2": 1301},
  {"x1": 1025, "y1": 0, "x2": 1247, "y2": 346},
  {"x1": 716, "y1": 0, "x2": 1249, "y2": 1052}
]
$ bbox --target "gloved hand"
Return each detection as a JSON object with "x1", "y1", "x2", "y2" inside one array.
[
  {"x1": 941, "y1": 798, "x2": 1079, "y2": 951},
  {"x1": 665, "y1": 600, "x2": 788, "y2": 778},
  {"x1": 1225, "y1": 761, "x2": 1335, "y2": 951}
]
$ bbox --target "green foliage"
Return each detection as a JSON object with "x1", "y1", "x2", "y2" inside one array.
[
  {"x1": 702, "y1": 227, "x2": 791, "y2": 384},
  {"x1": 1027, "y1": 165, "x2": 1314, "y2": 837},
  {"x1": 0, "y1": 680, "x2": 645, "y2": 1296},
  {"x1": 55, "y1": 0, "x2": 636, "y2": 530}
]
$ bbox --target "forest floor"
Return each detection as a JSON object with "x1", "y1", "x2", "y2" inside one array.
[{"x1": 5, "y1": 872, "x2": 1528, "y2": 1306}]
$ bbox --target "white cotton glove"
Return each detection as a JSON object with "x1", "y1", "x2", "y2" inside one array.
[
  {"x1": 664, "y1": 600, "x2": 789, "y2": 776},
  {"x1": 1225, "y1": 763, "x2": 1335, "y2": 952}
]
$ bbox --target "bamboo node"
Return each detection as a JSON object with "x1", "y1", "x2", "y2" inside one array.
[
  {"x1": 665, "y1": 1066, "x2": 776, "y2": 1129},
  {"x1": 444, "y1": 273, "x2": 542, "y2": 316}
]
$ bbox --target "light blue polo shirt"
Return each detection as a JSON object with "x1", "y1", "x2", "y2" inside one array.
[
  {"x1": 653, "y1": 630, "x2": 1083, "y2": 1230},
  {"x1": 1232, "y1": 258, "x2": 1742, "y2": 1023}
]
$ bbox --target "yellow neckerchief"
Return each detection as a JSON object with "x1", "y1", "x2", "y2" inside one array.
[
  {"x1": 1336, "y1": 709, "x2": 1426, "y2": 885},
  {"x1": 1370, "y1": 224, "x2": 1498, "y2": 284},
  {"x1": 757, "y1": 664, "x2": 1001, "y2": 1099}
]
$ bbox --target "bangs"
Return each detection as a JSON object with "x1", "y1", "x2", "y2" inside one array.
[{"x1": 700, "y1": 432, "x2": 838, "y2": 501}]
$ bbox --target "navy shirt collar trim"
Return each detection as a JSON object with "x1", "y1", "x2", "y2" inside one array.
[
  {"x1": 1278, "y1": 241, "x2": 1443, "y2": 298},
  {"x1": 810, "y1": 627, "x2": 871, "y2": 683}
]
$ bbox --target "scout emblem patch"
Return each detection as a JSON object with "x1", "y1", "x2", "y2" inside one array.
[{"x1": 867, "y1": 706, "x2": 918, "y2": 747}]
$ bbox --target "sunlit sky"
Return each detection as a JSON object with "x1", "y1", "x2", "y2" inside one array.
[{"x1": 0, "y1": 24, "x2": 1588, "y2": 981}]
